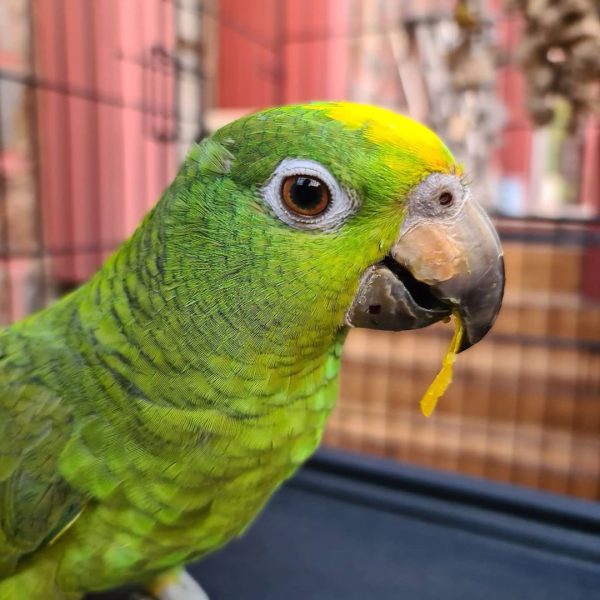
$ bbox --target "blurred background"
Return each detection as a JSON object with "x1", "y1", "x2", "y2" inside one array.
[{"x1": 0, "y1": 0, "x2": 598, "y2": 501}]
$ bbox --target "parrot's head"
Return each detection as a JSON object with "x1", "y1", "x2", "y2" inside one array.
[{"x1": 170, "y1": 102, "x2": 504, "y2": 358}]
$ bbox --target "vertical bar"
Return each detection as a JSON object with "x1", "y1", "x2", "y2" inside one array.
[
  {"x1": 160, "y1": 0, "x2": 172, "y2": 186},
  {"x1": 83, "y1": 0, "x2": 103, "y2": 274},
  {"x1": 54, "y1": 0, "x2": 76, "y2": 284},
  {"x1": 0, "y1": 73, "x2": 15, "y2": 324},
  {"x1": 28, "y1": 0, "x2": 53, "y2": 312},
  {"x1": 138, "y1": 0, "x2": 149, "y2": 219},
  {"x1": 274, "y1": 0, "x2": 286, "y2": 105}
]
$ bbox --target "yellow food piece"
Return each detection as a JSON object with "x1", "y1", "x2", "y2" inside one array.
[{"x1": 420, "y1": 314, "x2": 464, "y2": 417}]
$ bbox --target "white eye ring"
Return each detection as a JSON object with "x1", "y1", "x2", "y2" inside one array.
[{"x1": 261, "y1": 158, "x2": 360, "y2": 231}]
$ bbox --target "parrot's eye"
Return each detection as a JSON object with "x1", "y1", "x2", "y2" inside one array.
[
  {"x1": 262, "y1": 158, "x2": 359, "y2": 231},
  {"x1": 281, "y1": 175, "x2": 331, "y2": 216}
]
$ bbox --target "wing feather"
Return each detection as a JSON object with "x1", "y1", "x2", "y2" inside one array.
[{"x1": 0, "y1": 331, "x2": 84, "y2": 579}]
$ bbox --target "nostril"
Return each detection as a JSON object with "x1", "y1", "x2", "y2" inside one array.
[
  {"x1": 368, "y1": 304, "x2": 382, "y2": 315},
  {"x1": 439, "y1": 192, "x2": 453, "y2": 206}
]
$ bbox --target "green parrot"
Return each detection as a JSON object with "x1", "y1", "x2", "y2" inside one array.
[{"x1": 0, "y1": 102, "x2": 504, "y2": 600}]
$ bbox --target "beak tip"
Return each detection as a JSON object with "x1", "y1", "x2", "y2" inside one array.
[
  {"x1": 457, "y1": 327, "x2": 487, "y2": 353},
  {"x1": 456, "y1": 259, "x2": 505, "y2": 353}
]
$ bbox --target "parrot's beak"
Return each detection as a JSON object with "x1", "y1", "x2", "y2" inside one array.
[{"x1": 346, "y1": 193, "x2": 504, "y2": 352}]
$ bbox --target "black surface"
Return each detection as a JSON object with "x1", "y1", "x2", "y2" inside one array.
[{"x1": 91, "y1": 449, "x2": 600, "y2": 599}]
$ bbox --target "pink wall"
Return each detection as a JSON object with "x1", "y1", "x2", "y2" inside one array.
[
  {"x1": 34, "y1": 0, "x2": 178, "y2": 282},
  {"x1": 218, "y1": 0, "x2": 351, "y2": 107}
]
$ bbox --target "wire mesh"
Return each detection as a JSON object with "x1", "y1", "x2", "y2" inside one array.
[
  {"x1": 0, "y1": 0, "x2": 599, "y2": 500},
  {"x1": 0, "y1": 0, "x2": 204, "y2": 321}
]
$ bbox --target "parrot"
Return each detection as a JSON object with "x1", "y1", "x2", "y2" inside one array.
[{"x1": 0, "y1": 102, "x2": 504, "y2": 600}]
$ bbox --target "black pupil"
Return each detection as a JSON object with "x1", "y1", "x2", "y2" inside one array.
[{"x1": 290, "y1": 177, "x2": 323, "y2": 210}]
